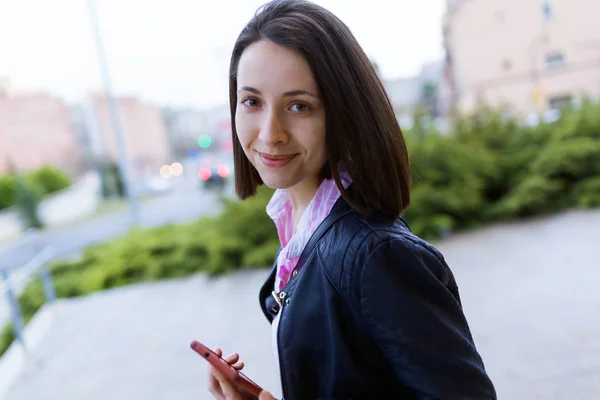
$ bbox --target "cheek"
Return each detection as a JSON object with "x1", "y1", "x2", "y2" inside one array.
[
  {"x1": 309, "y1": 121, "x2": 327, "y2": 160},
  {"x1": 235, "y1": 113, "x2": 255, "y2": 150}
]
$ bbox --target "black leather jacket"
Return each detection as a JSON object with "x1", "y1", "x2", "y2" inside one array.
[{"x1": 259, "y1": 194, "x2": 497, "y2": 400}]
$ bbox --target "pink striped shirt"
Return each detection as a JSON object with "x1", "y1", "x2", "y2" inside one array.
[
  {"x1": 266, "y1": 171, "x2": 352, "y2": 292},
  {"x1": 267, "y1": 171, "x2": 352, "y2": 397}
]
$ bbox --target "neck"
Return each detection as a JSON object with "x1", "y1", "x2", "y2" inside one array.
[{"x1": 287, "y1": 177, "x2": 320, "y2": 218}]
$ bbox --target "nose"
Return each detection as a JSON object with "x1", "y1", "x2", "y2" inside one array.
[{"x1": 258, "y1": 109, "x2": 288, "y2": 146}]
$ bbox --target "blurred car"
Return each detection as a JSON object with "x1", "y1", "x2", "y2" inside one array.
[{"x1": 198, "y1": 156, "x2": 232, "y2": 190}]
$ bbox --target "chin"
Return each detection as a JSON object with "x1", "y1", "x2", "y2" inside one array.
[{"x1": 260, "y1": 175, "x2": 300, "y2": 190}]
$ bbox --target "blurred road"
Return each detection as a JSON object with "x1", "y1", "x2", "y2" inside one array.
[
  {"x1": 0, "y1": 184, "x2": 229, "y2": 328},
  {"x1": 0, "y1": 184, "x2": 228, "y2": 270},
  {"x1": 1, "y1": 208, "x2": 600, "y2": 399}
]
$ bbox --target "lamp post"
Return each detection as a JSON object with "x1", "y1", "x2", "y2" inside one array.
[{"x1": 86, "y1": 0, "x2": 140, "y2": 225}]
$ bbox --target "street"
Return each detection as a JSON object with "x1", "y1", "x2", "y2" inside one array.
[{"x1": 0, "y1": 184, "x2": 226, "y2": 269}]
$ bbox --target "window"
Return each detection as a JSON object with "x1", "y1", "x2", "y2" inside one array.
[
  {"x1": 549, "y1": 95, "x2": 572, "y2": 110},
  {"x1": 542, "y1": 1, "x2": 554, "y2": 21},
  {"x1": 545, "y1": 52, "x2": 565, "y2": 68}
]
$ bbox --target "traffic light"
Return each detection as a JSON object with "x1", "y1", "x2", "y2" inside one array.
[{"x1": 198, "y1": 134, "x2": 212, "y2": 149}]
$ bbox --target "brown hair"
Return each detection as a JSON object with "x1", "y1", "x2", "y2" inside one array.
[{"x1": 229, "y1": 0, "x2": 411, "y2": 219}]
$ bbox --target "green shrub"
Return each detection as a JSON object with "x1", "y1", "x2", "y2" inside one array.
[
  {"x1": 0, "y1": 175, "x2": 16, "y2": 210},
  {"x1": 0, "y1": 166, "x2": 71, "y2": 210},
  {"x1": 27, "y1": 166, "x2": 71, "y2": 196},
  {"x1": 242, "y1": 240, "x2": 281, "y2": 268},
  {"x1": 0, "y1": 324, "x2": 14, "y2": 357},
  {"x1": 491, "y1": 176, "x2": 565, "y2": 218},
  {"x1": 572, "y1": 177, "x2": 600, "y2": 208},
  {"x1": 532, "y1": 138, "x2": 600, "y2": 182}
]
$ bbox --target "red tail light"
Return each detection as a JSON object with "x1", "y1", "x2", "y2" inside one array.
[
  {"x1": 199, "y1": 168, "x2": 211, "y2": 180},
  {"x1": 217, "y1": 164, "x2": 230, "y2": 178}
]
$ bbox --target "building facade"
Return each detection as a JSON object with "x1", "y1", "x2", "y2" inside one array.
[
  {"x1": 0, "y1": 86, "x2": 79, "y2": 175},
  {"x1": 76, "y1": 94, "x2": 171, "y2": 181},
  {"x1": 443, "y1": 0, "x2": 600, "y2": 116},
  {"x1": 384, "y1": 61, "x2": 446, "y2": 121}
]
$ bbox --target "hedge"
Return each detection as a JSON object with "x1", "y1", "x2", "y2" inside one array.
[
  {"x1": 0, "y1": 166, "x2": 72, "y2": 211},
  {"x1": 1, "y1": 100, "x2": 600, "y2": 357}
]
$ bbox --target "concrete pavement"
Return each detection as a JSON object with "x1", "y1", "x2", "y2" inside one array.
[
  {"x1": 1, "y1": 271, "x2": 281, "y2": 400},
  {"x1": 2, "y1": 208, "x2": 600, "y2": 399}
]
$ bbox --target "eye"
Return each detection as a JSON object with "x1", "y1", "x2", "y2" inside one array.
[
  {"x1": 241, "y1": 97, "x2": 260, "y2": 108},
  {"x1": 289, "y1": 103, "x2": 309, "y2": 113}
]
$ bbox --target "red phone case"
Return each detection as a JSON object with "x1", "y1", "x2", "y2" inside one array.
[{"x1": 190, "y1": 340, "x2": 263, "y2": 397}]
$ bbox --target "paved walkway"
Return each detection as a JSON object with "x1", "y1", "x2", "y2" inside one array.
[{"x1": 1, "y1": 209, "x2": 600, "y2": 399}]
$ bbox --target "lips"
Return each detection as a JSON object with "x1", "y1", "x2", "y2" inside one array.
[{"x1": 258, "y1": 152, "x2": 297, "y2": 168}]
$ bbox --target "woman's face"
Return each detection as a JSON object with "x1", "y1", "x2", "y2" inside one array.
[{"x1": 235, "y1": 40, "x2": 327, "y2": 192}]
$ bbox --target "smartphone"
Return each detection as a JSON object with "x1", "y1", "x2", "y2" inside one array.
[{"x1": 190, "y1": 340, "x2": 263, "y2": 398}]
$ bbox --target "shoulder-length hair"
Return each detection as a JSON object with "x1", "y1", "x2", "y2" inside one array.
[{"x1": 229, "y1": 0, "x2": 411, "y2": 219}]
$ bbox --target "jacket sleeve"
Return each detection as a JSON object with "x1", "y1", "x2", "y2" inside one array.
[{"x1": 359, "y1": 238, "x2": 497, "y2": 400}]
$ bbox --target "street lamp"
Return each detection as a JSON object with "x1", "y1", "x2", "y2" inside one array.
[{"x1": 86, "y1": 0, "x2": 140, "y2": 225}]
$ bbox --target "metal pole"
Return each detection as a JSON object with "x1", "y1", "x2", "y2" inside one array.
[
  {"x1": 39, "y1": 263, "x2": 56, "y2": 306},
  {"x1": 1, "y1": 269, "x2": 26, "y2": 351},
  {"x1": 86, "y1": 0, "x2": 140, "y2": 225}
]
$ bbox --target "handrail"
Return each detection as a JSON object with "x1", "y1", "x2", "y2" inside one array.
[
  {"x1": 0, "y1": 240, "x2": 56, "y2": 354},
  {"x1": 0, "y1": 246, "x2": 55, "y2": 299}
]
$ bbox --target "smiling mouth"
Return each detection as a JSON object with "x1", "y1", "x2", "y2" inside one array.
[{"x1": 258, "y1": 152, "x2": 297, "y2": 168}]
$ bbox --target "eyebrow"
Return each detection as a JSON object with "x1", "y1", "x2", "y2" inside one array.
[{"x1": 238, "y1": 86, "x2": 319, "y2": 98}]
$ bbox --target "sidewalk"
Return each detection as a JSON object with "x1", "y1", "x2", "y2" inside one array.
[
  {"x1": 1, "y1": 271, "x2": 281, "y2": 400},
  {"x1": 2, "y1": 208, "x2": 600, "y2": 399}
]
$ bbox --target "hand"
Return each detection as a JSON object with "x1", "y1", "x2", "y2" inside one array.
[
  {"x1": 258, "y1": 390, "x2": 277, "y2": 400},
  {"x1": 207, "y1": 347, "x2": 250, "y2": 400}
]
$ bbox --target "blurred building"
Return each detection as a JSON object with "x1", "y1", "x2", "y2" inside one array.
[
  {"x1": 161, "y1": 107, "x2": 209, "y2": 158},
  {"x1": 443, "y1": 0, "x2": 600, "y2": 116},
  {"x1": 384, "y1": 61, "x2": 445, "y2": 121},
  {"x1": 74, "y1": 94, "x2": 171, "y2": 181},
  {"x1": 202, "y1": 103, "x2": 233, "y2": 152},
  {"x1": 162, "y1": 104, "x2": 233, "y2": 158},
  {"x1": 0, "y1": 82, "x2": 80, "y2": 176}
]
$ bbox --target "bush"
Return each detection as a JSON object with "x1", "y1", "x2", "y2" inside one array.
[
  {"x1": 27, "y1": 166, "x2": 72, "y2": 196},
  {"x1": 0, "y1": 176, "x2": 16, "y2": 210},
  {"x1": 0, "y1": 166, "x2": 71, "y2": 210},
  {"x1": 572, "y1": 177, "x2": 600, "y2": 208},
  {"x1": 0, "y1": 324, "x2": 14, "y2": 357},
  {"x1": 403, "y1": 101, "x2": 600, "y2": 238}
]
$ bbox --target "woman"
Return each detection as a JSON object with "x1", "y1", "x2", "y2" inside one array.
[{"x1": 207, "y1": 0, "x2": 497, "y2": 399}]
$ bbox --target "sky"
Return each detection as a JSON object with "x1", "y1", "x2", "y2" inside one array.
[{"x1": 0, "y1": 0, "x2": 446, "y2": 109}]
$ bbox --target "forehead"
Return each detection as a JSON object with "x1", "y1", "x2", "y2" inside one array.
[{"x1": 236, "y1": 40, "x2": 319, "y2": 93}]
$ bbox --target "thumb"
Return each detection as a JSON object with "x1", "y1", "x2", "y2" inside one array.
[{"x1": 258, "y1": 390, "x2": 277, "y2": 400}]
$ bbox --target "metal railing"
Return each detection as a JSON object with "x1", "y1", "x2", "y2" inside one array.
[{"x1": 0, "y1": 231, "x2": 56, "y2": 352}]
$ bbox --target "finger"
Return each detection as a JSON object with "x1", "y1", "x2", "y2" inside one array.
[
  {"x1": 259, "y1": 390, "x2": 277, "y2": 400},
  {"x1": 214, "y1": 348, "x2": 223, "y2": 357},
  {"x1": 224, "y1": 352, "x2": 240, "y2": 364},
  {"x1": 212, "y1": 367, "x2": 244, "y2": 400},
  {"x1": 231, "y1": 361, "x2": 244, "y2": 370}
]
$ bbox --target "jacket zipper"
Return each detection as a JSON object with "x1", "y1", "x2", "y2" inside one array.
[{"x1": 276, "y1": 293, "x2": 288, "y2": 399}]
